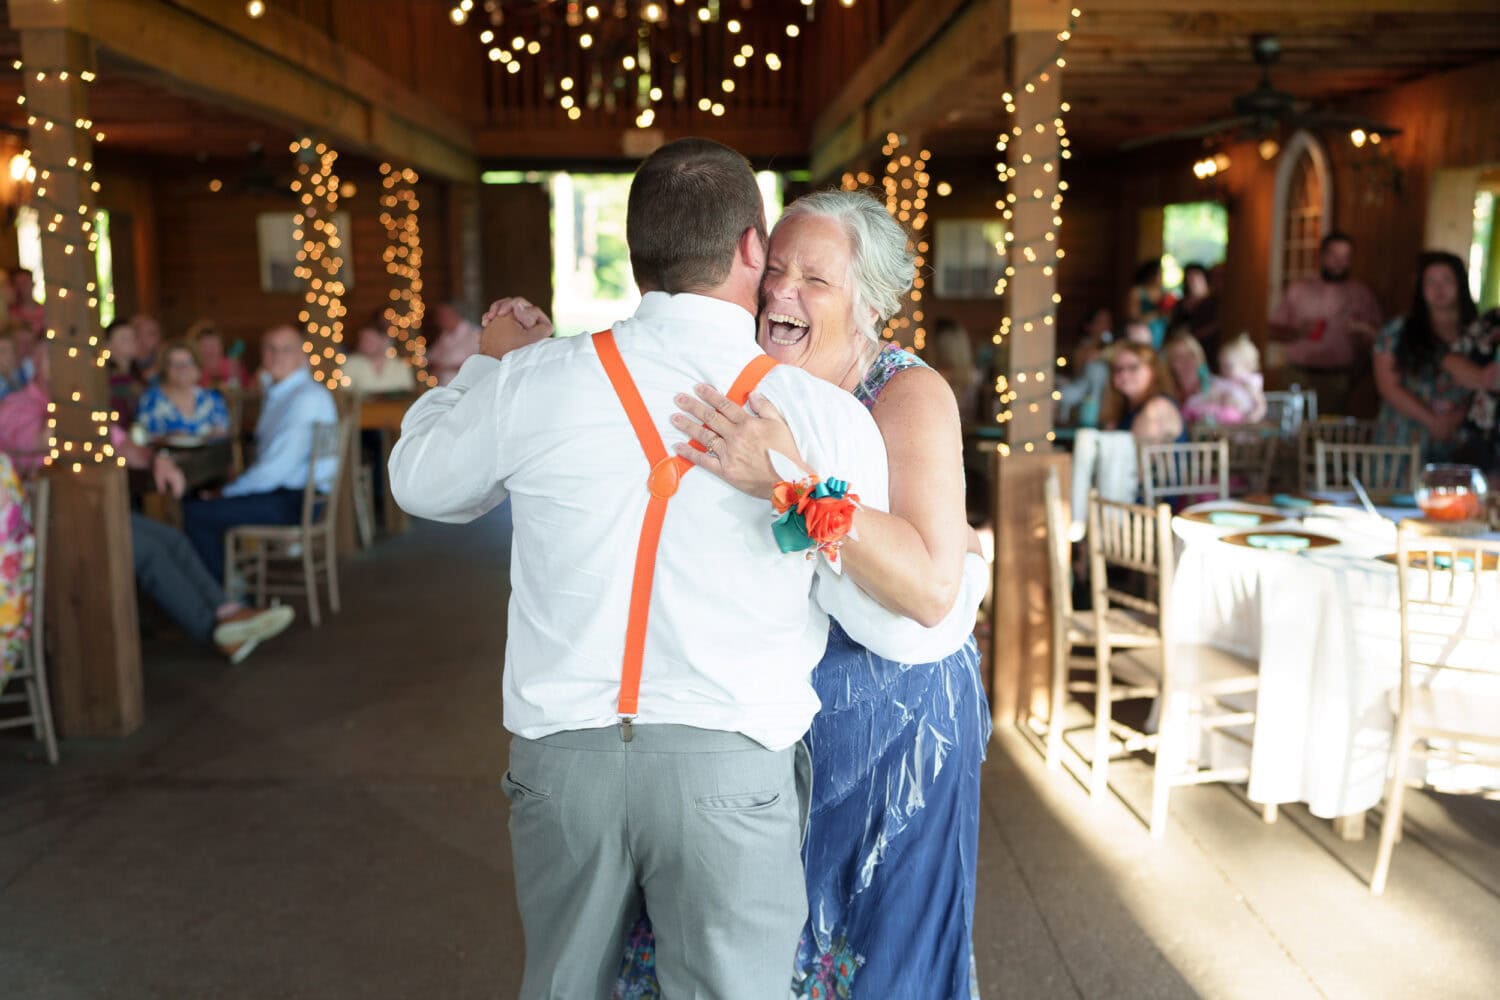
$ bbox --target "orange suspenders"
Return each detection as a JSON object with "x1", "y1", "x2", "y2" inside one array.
[{"x1": 591, "y1": 329, "x2": 777, "y2": 741}]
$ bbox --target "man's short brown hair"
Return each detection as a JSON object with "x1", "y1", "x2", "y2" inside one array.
[{"x1": 627, "y1": 138, "x2": 766, "y2": 294}]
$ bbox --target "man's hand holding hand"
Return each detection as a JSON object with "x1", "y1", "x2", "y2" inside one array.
[{"x1": 479, "y1": 297, "x2": 554, "y2": 361}]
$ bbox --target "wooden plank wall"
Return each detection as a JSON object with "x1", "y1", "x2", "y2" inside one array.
[{"x1": 119, "y1": 159, "x2": 455, "y2": 366}]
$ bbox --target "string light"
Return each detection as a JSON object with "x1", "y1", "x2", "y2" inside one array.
[
  {"x1": 379, "y1": 163, "x2": 435, "y2": 388},
  {"x1": 990, "y1": 7, "x2": 1080, "y2": 458},
  {"x1": 17, "y1": 54, "x2": 116, "y2": 471},
  {"x1": 867, "y1": 134, "x2": 930, "y2": 350},
  {"x1": 451, "y1": 1, "x2": 838, "y2": 123},
  {"x1": 291, "y1": 138, "x2": 347, "y2": 390}
]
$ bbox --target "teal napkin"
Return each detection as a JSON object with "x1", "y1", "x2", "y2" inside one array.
[
  {"x1": 1432, "y1": 554, "x2": 1475, "y2": 570},
  {"x1": 1208, "y1": 511, "x2": 1265, "y2": 527},
  {"x1": 1271, "y1": 494, "x2": 1315, "y2": 509},
  {"x1": 1388, "y1": 492, "x2": 1419, "y2": 508},
  {"x1": 1246, "y1": 533, "x2": 1311, "y2": 552}
]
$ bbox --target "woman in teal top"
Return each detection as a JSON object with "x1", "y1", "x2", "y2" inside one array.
[{"x1": 1373, "y1": 252, "x2": 1476, "y2": 461}]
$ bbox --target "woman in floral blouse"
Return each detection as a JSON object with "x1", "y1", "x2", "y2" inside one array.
[
  {"x1": 1444, "y1": 306, "x2": 1500, "y2": 484},
  {"x1": 0, "y1": 452, "x2": 35, "y2": 696},
  {"x1": 135, "y1": 341, "x2": 231, "y2": 439}
]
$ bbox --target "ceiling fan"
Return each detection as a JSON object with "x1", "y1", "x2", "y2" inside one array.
[{"x1": 1120, "y1": 34, "x2": 1403, "y2": 152}]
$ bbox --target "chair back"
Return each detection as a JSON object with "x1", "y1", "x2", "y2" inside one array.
[
  {"x1": 1138, "y1": 439, "x2": 1230, "y2": 506},
  {"x1": 1190, "y1": 423, "x2": 1277, "y2": 495},
  {"x1": 1043, "y1": 467, "x2": 1074, "y2": 622},
  {"x1": 1264, "y1": 386, "x2": 1318, "y2": 436},
  {"x1": 1312, "y1": 440, "x2": 1419, "y2": 493},
  {"x1": 1394, "y1": 526, "x2": 1500, "y2": 735},
  {"x1": 1086, "y1": 490, "x2": 1174, "y2": 627},
  {"x1": 1298, "y1": 417, "x2": 1377, "y2": 491},
  {"x1": 304, "y1": 414, "x2": 357, "y2": 531}
]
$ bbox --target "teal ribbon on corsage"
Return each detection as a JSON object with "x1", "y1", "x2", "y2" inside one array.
[{"x1": 770, "y1": 477, "x2": 856, "y2": 556}]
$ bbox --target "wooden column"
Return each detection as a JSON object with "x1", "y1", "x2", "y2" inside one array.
[
  {"x1": 990, "y1": 15, "x2": 1068, "y2": 727},
  {"x1": 22, "y1": 27, "x2": 143, "y2": 737}
]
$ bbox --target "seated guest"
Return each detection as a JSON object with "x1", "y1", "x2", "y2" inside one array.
[
  {"x1": 104, "y1": 318, "x2": 142, "y2": 424},
  {"x1": 11, "y1": 321, "x2": 39, "y2": 387},
  {"x1": 424, "y1": 302, "x2": 480, "y2": 387},
  {"x1": 1183, "y1": 333, "x2": 1268, "y2": 426},
  {"x1": 135, "y1": 341, "x2": 231, "y2": 439},
  {"x1": 1171, "y1": 262, "x2": 1221, "y2": 366},
  {"x1": 927, "y1": 318, "x2": 982, "y2": 428},
  {"x1": 342, "y1": 321, "x2": 417, "y2": 395},
  {"x1": 130, "y1": 313, "x2": 164, "y2": 386},
  {"x1": 9, "y1": 269, "x2": 44, "y2": 341},
  {"x1": 183, "y1": 325, "x2": 337, "y2": 582},
  {"x1": 1126, "y1": 259, "x2": 1175, "y2": 349},
  {"x1": 0, "y1": 331, "x2": 25, "y2": 400},
  {"x1": 188, "y1": 320, "x2": 247, "y2": 390},
  {"x1": 0, "y1": 342, "x2": 294, "y2": 661},
  {"x1": 1162, "y1": 328, "x2": 1212, "y2": 405},
  {"x1": 1102, "y1": 342, "x2": 1184, "y2": 444},
  {"x1": 1057, "y1": 307, "x2": 1114, "y2": 428},
  {"x1": 1374, "y1": 251, "x2": 1475, "y2": 460}
]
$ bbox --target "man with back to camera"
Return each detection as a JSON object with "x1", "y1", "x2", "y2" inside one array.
[{"x1": 388, "y1": 138, "x2": 963, "y2": 997}]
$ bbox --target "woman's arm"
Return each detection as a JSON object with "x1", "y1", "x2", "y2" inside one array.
[
  {"x1": 837, "y1": 367, "x2": 971, "y2": 627},
  {"x1": 1442, "y1": 353, "x2": 1498, "y2": 393},
  {"x1": 671, "y1": 367, "x2": 971, "y2": 627},
  {"x1": 1372, "y1": 350, "x2": 1443, "y2": 435}
]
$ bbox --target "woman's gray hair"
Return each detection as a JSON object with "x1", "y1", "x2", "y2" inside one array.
[{"x1": 776, "y1": 190, "x2": 915, "y2": 343}]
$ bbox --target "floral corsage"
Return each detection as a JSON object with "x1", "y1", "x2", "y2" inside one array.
[{"x1": 769, "y1": 453, "x2": 860, "y2": 565}]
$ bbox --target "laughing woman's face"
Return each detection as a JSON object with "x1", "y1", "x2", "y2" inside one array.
[{"x1": 757, "y1": 213, "x2": 865, "y2": 386}]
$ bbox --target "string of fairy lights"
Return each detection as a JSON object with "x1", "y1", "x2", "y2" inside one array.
[
  {"x1": 12, "y1": 57, "x2": 122, "y2": 472},
  {"x1": 990, "y1": 7, "x2": 1080, "y2": 459},
  {"x1": 290, "y1": 138, "x2": 348, "y2": 389},
  {"x1": 450, "y1": 0, "x2": 840, "y2": 127},
  {"x1": 878, "y1": 136, "x2": 931, "y2": 350},
  {"x1": 379, "y1": 162, "x2": 434, "y2": 388}
]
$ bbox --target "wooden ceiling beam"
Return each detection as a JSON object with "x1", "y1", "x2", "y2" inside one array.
[
  {"x1": 475, "y1": 124, "x2": 810, "y2": 166},
  {"x1": 7, "y1": 0, "x2": 479, "y2": 181}
]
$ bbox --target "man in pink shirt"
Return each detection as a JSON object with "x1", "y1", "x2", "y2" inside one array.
[{"x1": 1267, "y1": 231, "x2": 1382, "y2": 415}]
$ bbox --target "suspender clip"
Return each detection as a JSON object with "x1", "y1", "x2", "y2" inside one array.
[{"x1": 619, "y1": 716, "x2": 635, "y2": 743}]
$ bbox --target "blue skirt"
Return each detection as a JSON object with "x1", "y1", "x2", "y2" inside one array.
[{"x1": 614, "y1": 622, "x2": 991, "y2": 999}]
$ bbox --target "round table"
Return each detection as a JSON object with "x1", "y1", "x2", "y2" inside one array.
[{"x1": 1169, "y1": 497, "x2": 1500, "y2": 823}]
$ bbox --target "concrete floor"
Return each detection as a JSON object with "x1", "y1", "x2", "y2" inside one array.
[{"x1": 2, "y1": 507, "x2": 1498, "y2": 999}]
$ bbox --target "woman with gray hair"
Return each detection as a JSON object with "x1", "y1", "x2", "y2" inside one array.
[{"x1": 615, "y1": 189, "x2": 991, "y2": 998}]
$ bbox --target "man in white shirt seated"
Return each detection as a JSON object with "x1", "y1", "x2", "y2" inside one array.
[
  {"x1": 390, "y1": 138, "x2": 949, "y2": 999},
  {"x1": 183, "y1": 324, "x2": 337, "y2": 583}
]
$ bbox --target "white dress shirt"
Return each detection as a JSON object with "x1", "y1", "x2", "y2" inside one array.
[
  {"x1": 224, "y1": 365, "x2": 338, "y2": 497},
  {"x1": 390, "y1": 292, "x2": 978, "y2": 750}
]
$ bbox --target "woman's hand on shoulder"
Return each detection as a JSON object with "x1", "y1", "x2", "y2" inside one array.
[{"x1": 671, "y1": 385, "x2": 807, "y2": 499}]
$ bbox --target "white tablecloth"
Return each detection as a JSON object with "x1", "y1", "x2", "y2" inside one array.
[{"x1": 1169, "y1": 500, "x2": 1500, "y2": 818}]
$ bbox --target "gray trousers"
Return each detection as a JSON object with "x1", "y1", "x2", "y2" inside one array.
[
  {"x1": 504, "y1": 724, "x2": 810, "y2": 1000},
  {"x1": 131, "y1": 513, "x2": 224, "y2": 643}
]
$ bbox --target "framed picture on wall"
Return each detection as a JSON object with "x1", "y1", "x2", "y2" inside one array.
[
  {"x1": 256, "y1": 212, "x2": 354, "y2": 294},
  {"x1": 933, "y1": 218, "x2": 1006, "y2": 299}
]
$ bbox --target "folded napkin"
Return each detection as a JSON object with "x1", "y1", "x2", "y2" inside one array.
[
  {"x1": 1208, "y1": 511, "x2": 1265, "y2": 527},
  {"x1": 1431, "y1": 554, "x2": 1475, "y2": 571},
  {"x1": 1271, "y1": 494, "x2": 1315, "y2": 509},
  {"x1": 1388, "y1": 492, "x2": 1419, "y2": 508},
  {"x1": 1246, "y1": 533, "x2": 1312, "y2": 552}
]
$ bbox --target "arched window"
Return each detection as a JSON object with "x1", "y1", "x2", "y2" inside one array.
[{"x1": 1269, "y1": 131, "x2": 1333, "y2": 300}]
